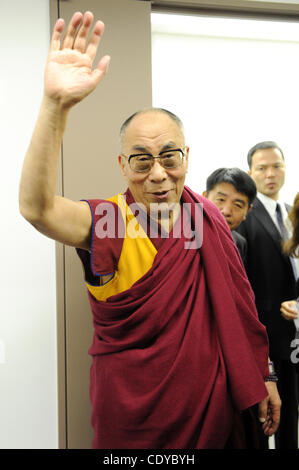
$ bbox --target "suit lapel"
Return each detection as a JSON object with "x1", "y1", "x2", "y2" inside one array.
[{"x1": 252, "y1": 198, "x2": 283, "y2": 253}]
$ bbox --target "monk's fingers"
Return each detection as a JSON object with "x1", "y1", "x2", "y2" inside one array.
[
  {"x1": 263, "y1": 416, "x2": 280, "y2": 436},
  {"x1": 50, "y1": 18, "x2": 65, "y2": 51},
  {"x1": 50, "y1": 12, "x2": 104, "y2": 61},
  {"x1": 61, "y1": 11, "x2": 84, "y2": 49},
  {"x1": 73, "y1": 11, "x2": 95, "y2": 53},
  {"x1": 96, "y1": 54, "x2": 110, "y2": 73},
  {"x1": 263, "y1": 398, "x2": 281, "y2": 436},
  {"x1": 258, "y1": 398, "x2": 268, "y2": 424},
  {"x1": 85, "y1": 20, "x2": 105, "y2": 62},
  {"x1": 90, "y1": 55, "x2": 111, "y2": 88}
]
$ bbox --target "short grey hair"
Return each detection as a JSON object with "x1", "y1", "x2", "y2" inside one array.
[{"x1": 119, "y1": 108, "x2": 185, "y2": 149}]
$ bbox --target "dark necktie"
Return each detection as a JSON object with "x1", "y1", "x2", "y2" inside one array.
[
  {"x1": 275, "y1": 203, "x2": 289, "y2": 239},
  {"x1": 276, "y1": 203, "x2": 297, "y2": 279}
]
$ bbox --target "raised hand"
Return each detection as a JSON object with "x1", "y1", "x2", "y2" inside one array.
[{"x1": 44, "y1": 11, "x2": 110, "y2": 107}]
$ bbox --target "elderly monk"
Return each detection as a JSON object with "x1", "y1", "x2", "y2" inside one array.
[{"x1": 19, "y1": 11, "x2": 281, "y2": 449}]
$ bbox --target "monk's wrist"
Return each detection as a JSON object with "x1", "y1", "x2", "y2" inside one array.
[{"x1": 264, "y1": 360, "x2": 278, "y2": 382}]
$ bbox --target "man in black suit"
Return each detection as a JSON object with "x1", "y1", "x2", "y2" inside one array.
[
  {"x1": 237, "y1": 141, "x2": 299, "y2": 449},
  {"x1": 203, "y1": 167, "x2": 257, "y2": 268}
]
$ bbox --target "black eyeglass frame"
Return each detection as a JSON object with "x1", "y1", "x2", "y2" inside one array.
[{"x1": 121, "y1": 147, "x2": 187, "y2": 173}]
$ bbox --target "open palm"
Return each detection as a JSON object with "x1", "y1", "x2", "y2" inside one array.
[{"x1": 44, "y1": 11, "x2": 110, "y2": 106}]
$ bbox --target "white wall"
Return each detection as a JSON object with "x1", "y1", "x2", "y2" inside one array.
[
  {"x1": 152, "y1": 13, "x2": 299, "y2": 206},
  {"x1": 0, "y1": 0, "x2": 58, "y2": 448}
]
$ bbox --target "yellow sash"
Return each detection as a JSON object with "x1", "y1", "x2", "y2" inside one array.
[{"x1": 86, "y1": 194, "x2": 157, "y2": 302}]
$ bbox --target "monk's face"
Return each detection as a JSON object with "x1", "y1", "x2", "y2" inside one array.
[{"x1": 118, "y1": 111, "x2": 189, "y2": 215}]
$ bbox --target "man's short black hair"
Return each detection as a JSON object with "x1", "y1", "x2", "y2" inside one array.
[
  {"x1": 247, "y1": 141, "x2": 284, "y2": 169},
  {"x1": 205, "y1": 167, "x2": 257, "y2": 206}
]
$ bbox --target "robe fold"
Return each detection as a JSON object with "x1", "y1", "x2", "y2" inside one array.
[{"x1": 76, "y1": 186, "x2": 269, "y2": 449}]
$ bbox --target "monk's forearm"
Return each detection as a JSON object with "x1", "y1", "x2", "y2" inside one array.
[{"x1": 19, "y1": 96, "x2": 70, "y2": 222}]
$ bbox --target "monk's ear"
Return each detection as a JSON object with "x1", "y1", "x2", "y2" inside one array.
[
  {"x1": 184, "y1": 146, "x2": 190, "y2": 172},
  {"x1": 202, "y1": 190, "x2": 207, "y2": 198},
  {"x1": 118, "y1": 155, "x2": 127, "y2": 177}
]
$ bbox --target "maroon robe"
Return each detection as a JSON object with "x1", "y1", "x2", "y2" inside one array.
[{"x1": 77, "y1": 186, "x2": 269, "y2": 449}]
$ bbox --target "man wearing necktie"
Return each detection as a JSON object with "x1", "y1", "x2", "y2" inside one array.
[{"x1": 237, "y1": 141, "x2": 299, "y2": 449}]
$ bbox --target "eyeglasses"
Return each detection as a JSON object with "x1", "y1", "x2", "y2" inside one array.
[{"x1": 122, "y1": 148, "x2": 186, "y2": 173}]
